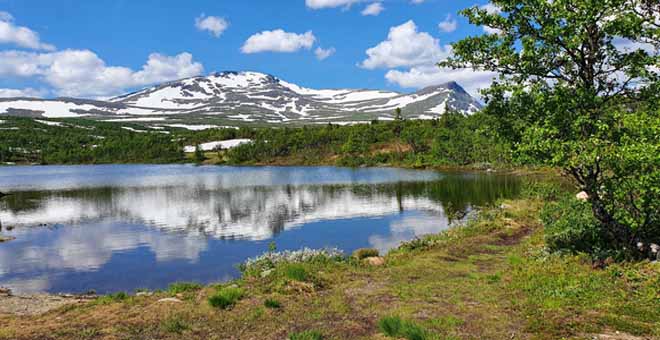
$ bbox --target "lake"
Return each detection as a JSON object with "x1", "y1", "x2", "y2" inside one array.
[{"x1": 0, "y1": 165, "x2": 521, "y2": 294}]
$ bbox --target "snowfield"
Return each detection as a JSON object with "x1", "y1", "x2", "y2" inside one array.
[{"x1": 183, "y1": 139, "x2": 252, "y2": 153}]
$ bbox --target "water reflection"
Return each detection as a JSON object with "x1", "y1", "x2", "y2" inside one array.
[{"x1": 0, "y1": 165, "x2": 520, "y2": 294}]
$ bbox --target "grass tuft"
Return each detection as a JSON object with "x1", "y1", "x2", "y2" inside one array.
[
  {"x1": 208, "y1": 286, "x2": 244, "y2": 309},
  {"x1": 167, "y1": 282, "x2": 202, "y2": 295},
  {"x1": 264, "y1": 298, "x2": 282, "y2": 309},
  {"x1": 161, "y1": 315, "x2": 190, "y2": 334},
  {"x1": 352, "y1": 248, "x2": 379, "y2": 260},
  {"x1": 378, "y1": 316, "x2": 432, "y2": 340},
  {"x1": 288, "y1": 330, "x2": 323, "y2": 340}
]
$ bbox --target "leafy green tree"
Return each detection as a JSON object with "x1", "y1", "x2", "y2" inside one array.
[
  {"x1": 442, "y1": 0, "x2": 660, "y2": 256},
  {"x1": 194, "y1": 145, "x2": 206, "y2": 163}
]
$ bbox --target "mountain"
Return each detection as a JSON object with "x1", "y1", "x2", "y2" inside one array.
[{"x1": 0, "y1": 71, "x2": 481, "y2": 125}]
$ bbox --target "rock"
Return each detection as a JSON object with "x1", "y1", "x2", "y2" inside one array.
[
  {"x1": 136, "y1": 292, "x2": 153, "y2": 297},
  {"x1": 576, "y1": 191, "x2": 589, "y2": 201},
  {"x1": 500, "y1": 203, "x2": 512, "y2": 210},
  {"x1": 0, "y1": 287, "x2": 12, "y2": 296},
  {"x1": 260, "y1": 269, "x2": 273, "y2": 278},
  {"x1": 157, "y1": 297, "x2": 182, "y2": 303},
  {"x1": 364, "y1": 256, "x2": 385, "y2": 266},
  {"x1": 0, "y1": 235, "x2": 16, "y2": 243}
]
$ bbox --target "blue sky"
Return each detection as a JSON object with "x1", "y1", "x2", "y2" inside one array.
[{"x1": 0, "y1": 0, "x2": 496, "y2": 98}]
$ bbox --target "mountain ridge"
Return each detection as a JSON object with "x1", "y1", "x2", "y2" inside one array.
[{"x1": 0, "y1": 71, "x2": 481, "y2": 125}]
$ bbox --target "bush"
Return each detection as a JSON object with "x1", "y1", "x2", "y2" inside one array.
[
  {"x1": 288, "y1": 330, "x2": 323, "y2": 340},
  {"x1": 352, "y1": 248, "x2": 379, "y2": 260},
  {"x1": 161, "y1": 315, "x2": 190, "y2": 334},
  {"x1": 208, "y1": 287, "x2": 244, "y2": 309},
  {"x1": 378, "y1": 316, "x2": 431, "y2": 340},
  {"x1": 541, "y1": 196, "x2": 612, "y2": 259}
]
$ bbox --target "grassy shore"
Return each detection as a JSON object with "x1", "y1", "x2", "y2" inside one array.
[{"x1": 0, "y1": 197, "x2": 658, "y2": 340}]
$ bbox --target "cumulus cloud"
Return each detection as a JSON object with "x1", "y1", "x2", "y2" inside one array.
[
  {"x1": 0, "y1": 87, "x2": 47, "y2": 98},
  {"x1": 361, "y1": 20, "x2": 497, "y2": 97},
  {"x1": 0, "y1": 50, "x2": 203, "y2": 97},
  {"x1": 315, "y1": 47, "x2": 336, "y2": 60},
  {"x1": 438, "y1": 14, "x2": 458, "y2": 33},
  {"x1": 361, "y1": 2, "x2": 384, "y2": 16},
  {"x1": 305, "y1": 0, "x2": 362, "y2": 9},
  {"x1": 360, "y1": 20, "x2": 452, "y2": 69},
  {"x1": 195, "y1": 14, "x2": 229, "y2": 38},
  {"x1": 241, "y1": 29, "x2": 316, "y2": 54},
  {"x1": 0, "y1": 11, "x2": 55, "y2": 51},
  {"x1": 385, "y1": 64, "x2": 498, "y2": 97}
]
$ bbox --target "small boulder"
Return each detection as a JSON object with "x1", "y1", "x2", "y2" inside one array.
[
  {"x1": 136, "y1": 291, "x2": 153, "y2": 297},
  {"x1": 576, "y1": 191, "x2": 589, "y2": 201},
  {"x1": 260, "y1": 269, "x2": 273, "y2": 278},
  {"x1": 364, "y1": 256, "x2": 385, "y2": 266},
  {"x1": 157, "y1": 297, "x2": 182, "y2": 303},
  {"x1": 0, "y1": 287, "x2": 12, "y2": 297}
]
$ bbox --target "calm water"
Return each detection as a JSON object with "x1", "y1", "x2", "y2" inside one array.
[{"x1": 0, "y1": 165, "x2": 520, "y2": 294}]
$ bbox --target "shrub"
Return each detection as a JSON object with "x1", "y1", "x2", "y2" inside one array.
[
  {"x1": 288, "y1": 330, "x2": 323, "y2": 340},
  {"x1": 264, "y1": 298, "x2": 282, "y2": 309},
  {"x1": 95, "y1": 291, "x2": 129, "y2": 304},
  {"x1": 378, "y1": 316, "x2": 431, "y2": 340},
  {"x1": 208, "y1": 287, "x2": 244, "y2": 309},
  {"x1": 167, "y1": 282, "x2": 202, "y2": 295},
  {"x1": 352, "y1": 248, "x2": 379, "y2": 260},
  {"x1": 541, "y1": 196, "x2": 613, "y2": 259},
  {"x1": 161, "y1": 315, "x2": 189, "y2": 334}
]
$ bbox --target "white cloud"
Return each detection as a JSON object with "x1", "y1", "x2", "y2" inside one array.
[
  {"x1": 305, "y1": 0, "x2": 362, "y2": 9},
  {"x1": 438, "y1": 14, "x2": 458, "y2": 33},
  {"x1": 385, "y1": 64, "x2": 497, "y2": 97},
  {"x1": 315, "y1": 47, "x2": 336, "y2": 60},
  {"x1": 360, "y1": 20, "x2": 452, "y2": 69},
  {"x1": 361, "y1": 2, "x2": 384, "y2": 16},
  {"x1": 480, "y1": 3, "x2": 502, "y2": 14},
  {"x1": 241, "y1": 29, "x2": 316, "y2": 54},
  {"x1": 0, "y1": 11, "x2": 55, "y2": 51},
  {"x1": 361, "y1": 20, "x2": 497, "y2": 97},
  {"x1": 0, "y1": 50, "x2": 203, "y2": 97},
  {"x1": 195, "y1": 14, "x2": 229, "y2": 38},
  {"x1": 0, "y1": 87, "x2": 46, "y2": 98}
]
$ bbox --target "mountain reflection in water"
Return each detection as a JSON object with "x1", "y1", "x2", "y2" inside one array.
[{"x1": 0, "y1": 165, "x2": 520, "y2": 294}]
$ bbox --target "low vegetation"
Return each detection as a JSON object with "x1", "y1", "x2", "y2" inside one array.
[{"x1": 1, "y1": 182, "x2": 658, "y2": 339}]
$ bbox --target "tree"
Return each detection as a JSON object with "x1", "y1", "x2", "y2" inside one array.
[
  {"x1": 442, "y1": 0, "x2": 660, "y2": 257},
  {"x1": 194, "y1": 145, "x2": 206, "y2": 163},
  {"x1": 394, "y1": 107, "x2": 403, "y2": 121}
]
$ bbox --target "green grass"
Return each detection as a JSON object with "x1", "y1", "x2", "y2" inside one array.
[
  {"x1": 264, "y1": 298, "x2": 282, "y2": 309},
  {"x1": 378, "y1": 316, "x2": 432, "y2": 340},
  {"x1": 93, "y1": 291, "x2": 129, "y2": 305},
  {"x1": 288, "y1": 330, "x2": 323, "y2": 340},
  {"x1": 167, "y1": 282, "x2": 202, "y2": 295},
  {"x1": 160, "y1": 314, "x2": 190, "y2": 334},
  {"x1": 208, "y1": 286, "x2": 245, "y2": 309},
  {"x1": 283, "y1": 263, "x2": 310, "y2": 282}
]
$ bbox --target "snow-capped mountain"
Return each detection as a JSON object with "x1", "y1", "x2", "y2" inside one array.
[{"x1": 0, "y1": 71, "x2": 481, "y2": 124}]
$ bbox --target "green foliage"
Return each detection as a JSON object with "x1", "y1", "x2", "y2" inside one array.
[
  {"x1": 167, "y1": 282, "x2": 202, "y2": 295},
  {"x1": 378, "y1": 316, "x2": 432, "y2": 340},
  {"x1": 443, "y1": 0, "x2": 660, "y2": 257},
  {"x1": 263, "y1": 298, "x2": 282, "y2": 309},
  {"x1": 288, "y1": 330, "x2": 324, "y2": 340},
  {"x1": 541, "y1": 197, "x2": 612, "y2": 258},
  {"x1": 352, "y1": 248, "x2": 379, "y2": 260},
  {"x1": 283, "y1": 263, "x2": 310, "y2": 282},
  {"x1": 95, "y1": 291, "x2": 129, "y2": 305},
  {"x1": 161, "y1": 315, "x2": 190, "y2": 334},
  {"x1": 226, "y1": 116, "x2": 511, "y2": 168},
  {"x1": 208, "y1": 287, "x2": 244, "y2": 309}
]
